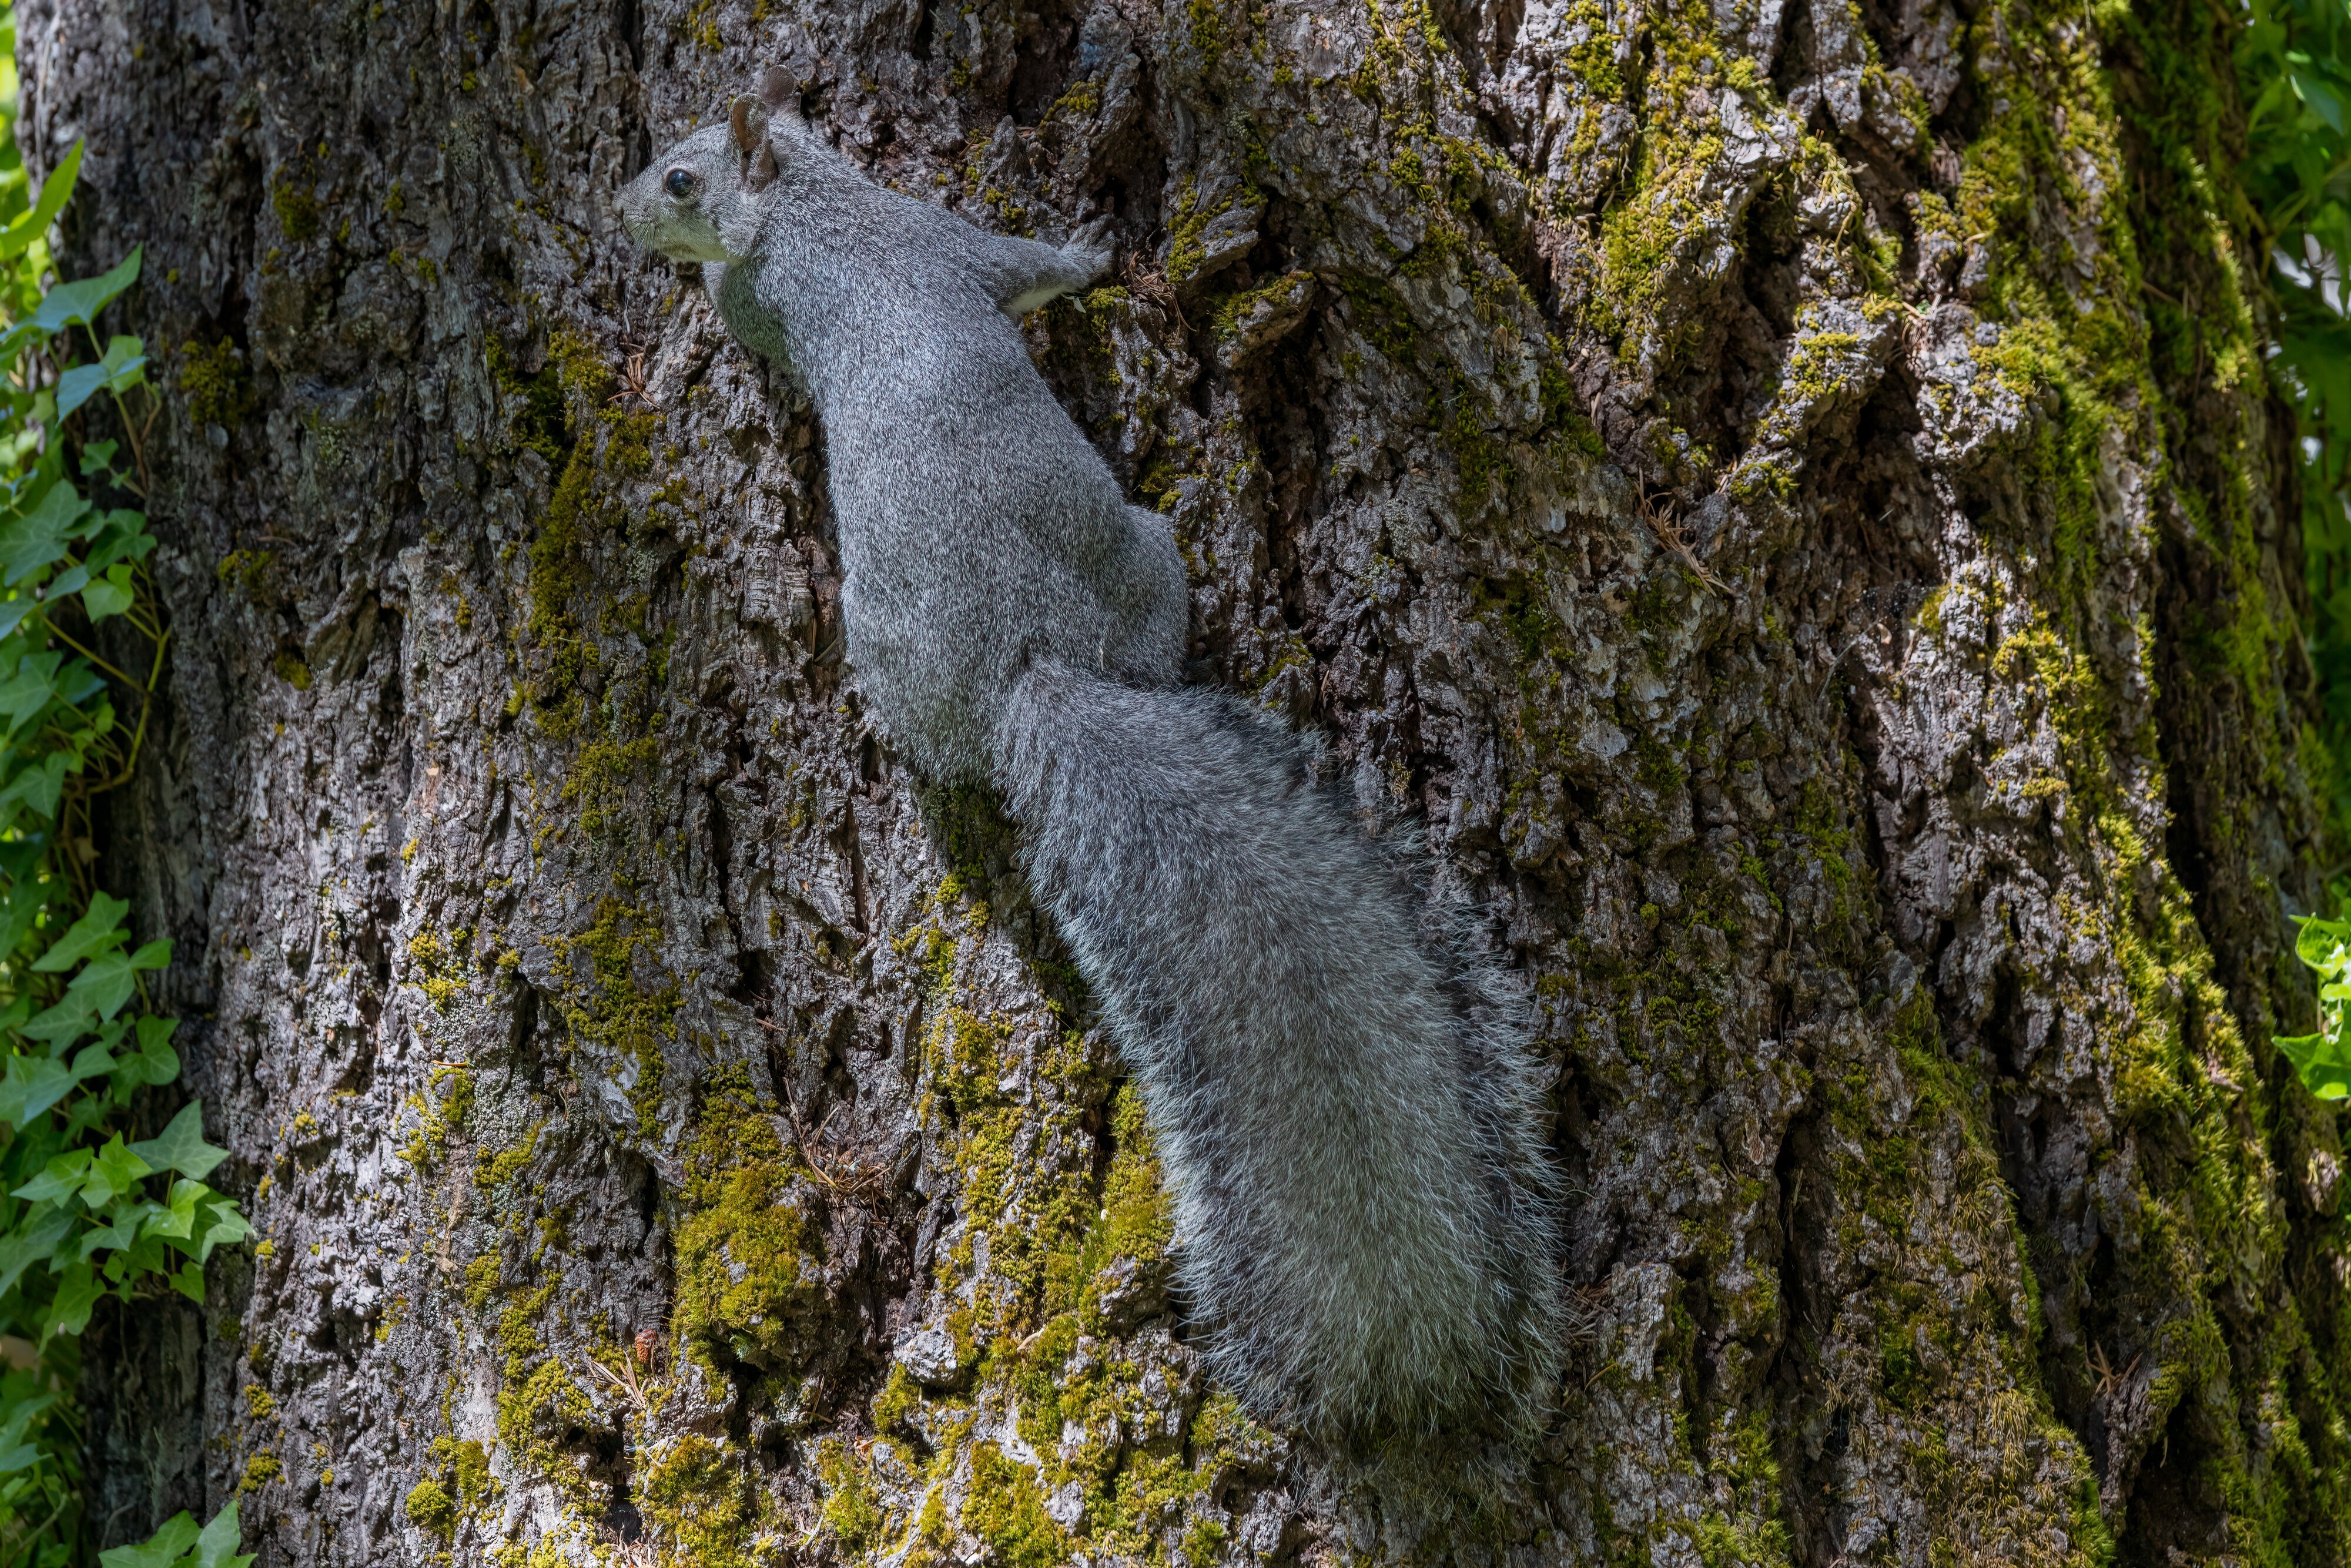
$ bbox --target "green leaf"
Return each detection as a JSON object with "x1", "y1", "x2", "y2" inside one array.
[
  {"x1": 80, "y1": 1134, "x2": 153, "y2": 1205},
  {"x1": 2278, "y1": 1029, "x2": 2351, "y2": 1098},
  {"x1": 57, "y1": 337, "x2": 150, "y2": 420},
  {"x1": 0, "y1": 655, "x2": 56, "y2": 736},
  {"x1": 12, "y1": 1148, "x2": 90, "y2": 1204},
  {"x1": 0, "y1": 1208, "x2": 79, "y2": 1298},
  {"x1": 128, "y1": 1101, "x2": 230, "y2": 1181},
  {"x1": 32, "y1": 247, "x2": 142, "y2": 336},
  {"x1": 145, "y1": 1177, "x2": 201, "y2": 1241},
  {"x1": 42, "y1": 1262, "x2": 102, "y2": 1339},
  {"x1": 83, "y1": 561, "x2": 135, "y2": 621},
  {"x1": 0, "y1": 873, "x2": 55, "y2": 957},
  {"x1": 18, "y1": 987, "x2": 96, "y2": 1044},
  {"x1": 0, "y1": 139, "x2": 80, "y2": 262},
  {"x1": 121, "y1": 1014, "x2": 181, "y2": 1087},
  {"x1": 32, "y1": 889, "x2": 129, "y2": 971},
  {"x1": 0, "y1": 751, "x2": 73, "y2": 834},
  {"x1": 66, "y1": 951, "x2": 140, "y2": 1020},
  {"x1": 195, "y1": 1197, "x2": 254, "y2": 1259},
  {"x1": 98, "y1": 1509, "x2": 200, "y2": 1568},
  {"x1": 2298, "y1": 913, "x2": 2351, "y2": 969},
  {"x1": 77, "y1": 1206, "x2": 146, "y2": 1261},
  {"x1": 0, "y1": 480, "x2": 90, "y2": 586},
  {"x1": 0, "y1": 1053, "x2": 80, "y2": 1126},
  {"x1": 188, "y1": 1501, "x2": 254, "y2": 1568}
]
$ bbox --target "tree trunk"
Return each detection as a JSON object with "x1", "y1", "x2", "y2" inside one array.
[{"x1": 18, "y1": 0, "x2": 2344, "y2": 1560}]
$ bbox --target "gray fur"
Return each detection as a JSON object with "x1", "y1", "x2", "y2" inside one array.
[{"x1": 619, "y1": 77, "x2": 1565, "y2": 1438}]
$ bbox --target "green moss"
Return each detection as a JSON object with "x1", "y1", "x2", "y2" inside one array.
[
  {"x1": 562, "y1": 733, "x2": 661, "y2": 837},
  {"x1": 544, "y1": 900, "x2": 679, "y2": 1140},
  {"x1": 518, "y1": 326, "x2": 665, "y2": 738},
  {"x1": 430, "y1": 1437, "x2": 493, "y2": 1507},
  {"x1": 237, "y1": 1452, "x2": 281, "y2": 1493},
  {"x1": 405, "y1": 1478, "x2": 456, "y2": 1538},
  {"x1": 1333, "y1": 272, "x2": 1417, "y2": 364},
  {"x1": 461, "y1": 1254, "x2": 500, "y2": 1313},
  {"x1": 1090, "y1": 1083, "x2": 1175, "y2": 1289},
  {"x1": 1429, "y1": 368, "x2": 1507, "y2": 507},
  {"x1": 486, "y1": 336, "x2": 569, "y2": 463},
  {"x1": 179, "y1": 338, "x2": 253, "y2": 428},
  {"x1": 1184, "y1": 0, "x2": 1230, "y2": 63},
  {"x1": 639, "y1": 1435, "x2": 762, "y2": 1568},
  {"x1": 1163, "y1": 178, "x2": 1224, "y2": 286},
  {"x1": 216, "y1": 548, "x2": 276, "y2": 604},
  {"x1": 523, "y1": 438, "x2": 598, "y2": 738},
  {"x1": 673, "y1": 1070, "x2": 830, "y2": 1372},
  {"x1": 816, "y1": 1439, "x2": 885, "y2": 1553},
  {"x1": 1794, "y1": 990, "x2": 2099, "y2": 1564},
  {"x1": 923, "y1": 1001, "x2": 1107, "y2": 1339},
  {"x1": 271, "y1": 177, "x2": 320, "y2": 242},
  {"x1": 399, "y1": 1066, "x2": 472, "y2": 1170},
  {"x1": 962, "y1": 1442, "x2": 1071, "y2": 1568},
  {"x1": 473, "y1": 1119, "x2": 545, "y2": 1192},
  {"x1": 872, "y1": 1363, "x2": 921, "y2": 1432}
]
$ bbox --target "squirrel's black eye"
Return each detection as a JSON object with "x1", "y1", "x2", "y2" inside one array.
[{"x1": 665, "y1": 168, "x2": 697, "y2": 199}]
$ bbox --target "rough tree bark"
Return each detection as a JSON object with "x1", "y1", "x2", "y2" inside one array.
[{"x1": 12, "y1": 0, "x2": 2343, "y2": 1559}]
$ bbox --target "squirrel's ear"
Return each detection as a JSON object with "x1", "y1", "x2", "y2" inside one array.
[
  {"x1": 749, "y1": 140, "x2": 779, "y2": 190},
  {"x1": 730, "y1": 95, "x2": 771, "y2": 155},
  {"x1": 761, "y1": 65, "x2": 796, "y2": 113}
]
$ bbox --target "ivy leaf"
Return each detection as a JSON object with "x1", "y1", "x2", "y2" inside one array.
[
  {"x1": 42, "y1": 1262, "x2": 103, "y2": 1339},
  {"x1": 19, "y1": 987, "x2": 96, "y2": 1045},
  {"x1": 32, "y1": 890, "x2": 130, "y2": 971},
  {"x1": 194, "y1": 1196, "x2": 255, "y2": 1260},
  {"x1": 32, "y1": 247, "x2": 141, "y2": 336},
  {"x1": 97, "y1": 1509, "x2": 199, "y2": 1568},
  {"x1": 0, "y1": 480, "x2": 89, "y2": 586},
  {"x1": 145, "y1": 1178, "x2": 202, "y2": 1242},
  {"x1": 2297, "y1": 913, "x2": 2351, "y2": 968},
  {"x1": 66, "y1": 953, "x2": 139, "y2": 1020},
  {"x1": 12, "y1": 1148, "x2": 91, "y2": 1205},
  {"x1": 0, "y1": 874, "x2": 55, "y2": 958},
  {"x1": 77, "y1": 1204, "x2": 149, "y2": 1261},
  {"x1": 128, "y1": 1101, "x2": 230, "y2": 1181},
  {"x1": 188, "y1": 1500, "x2": 253, "y2": 1568},
  {"x1": 79, "y1": 1134, "x2": 153, "y2": 1205},
  {"x1": 0, "y1": 651, "x2": 57, "y2": 735},
  {"x1": 0, "y1": 139, "x2": 79, "y2": 262},
  {"x1": 68, "y1": 939, "x2": 164, "y2": 1020},
  {"x1": 0, "y1": 1208, "x2": 78, "y2": 1299},
  {"x1": 56, "y1": 337, "x2": 150, "y2": 421},
  {"x1": 0, "y1": 1052, "x2": 80, "y2": 1127},
  {"x1": 0, "y1": 751, "x2": 73, "y2": 837},
  {"x1": 83, "y1": 561, "x2": 135, "y2": 621},
  {"x1": 120, "y1": 1015, "x2": 181, "y2": 1088}
]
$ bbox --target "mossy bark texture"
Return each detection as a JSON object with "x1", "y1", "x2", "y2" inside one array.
[{"x1": 19, "y1": 0, "x2": 2346, "y2": 1560}]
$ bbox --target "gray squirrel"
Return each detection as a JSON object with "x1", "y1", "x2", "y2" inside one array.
[{"x1": 618, "y1": 71, "x2": 1565, "y2": 1439}]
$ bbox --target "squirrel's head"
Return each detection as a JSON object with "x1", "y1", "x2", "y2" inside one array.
[{"x1": 618, "y1": 66, "x2": 803, "y2": 263}]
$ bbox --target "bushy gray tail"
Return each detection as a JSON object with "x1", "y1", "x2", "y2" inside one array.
[{"x1": 995, "y1": 660, "x2": 1565, "y2": 1439}]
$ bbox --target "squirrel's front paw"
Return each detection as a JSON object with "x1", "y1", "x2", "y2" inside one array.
[{"x1": 1063, "y1": 216, "x2": 1116, "y2": 284}]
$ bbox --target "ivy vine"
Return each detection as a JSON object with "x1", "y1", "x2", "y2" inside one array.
[{"x1": 0, "y1": 9, "x2": 253, "y2": 1564}]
